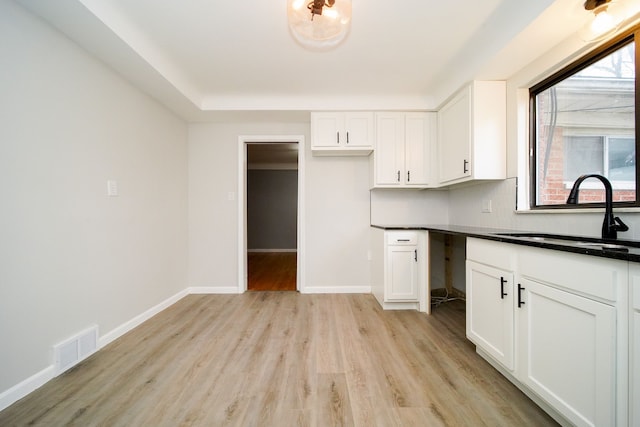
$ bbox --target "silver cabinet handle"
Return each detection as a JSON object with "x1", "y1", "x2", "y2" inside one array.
[
  {"x1": 397, "y1": 171, "x2": 401, "y2": 182},
  {"x1": 337, "y1": 131, "x2": 340, "y2": 144},
  {"x1": 346, "y1": 131, "x2": 349, "y2": 144}
]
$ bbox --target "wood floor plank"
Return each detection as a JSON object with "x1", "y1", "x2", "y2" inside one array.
[
  {"x1": 315, "y1": 294, "x2": 345, "y2": 374},
  {"x1": 314, "y1": 373, "x2": 355, "y2": 427},
  {"x1": 0, "y1": 293, "x2": 558, "y2": 427},
  {"x1": 332, "y1": 294, "x2": 402, "y2": 427},
  {"x1": 248, "y1": 252, "x2": 297, "y2": 291}
]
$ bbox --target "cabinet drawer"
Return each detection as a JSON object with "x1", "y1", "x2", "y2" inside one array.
[
  {"x1": 518, "y1": 246, "x2": 625, "y2": 303},
  {"x1": 386, "y1": 232, "x2": 417, "y2": 245},
  {"x1": 467, "y1": 237, "x2": 516, "y2": 270}
]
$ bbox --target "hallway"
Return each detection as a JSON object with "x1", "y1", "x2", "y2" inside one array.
[{"x1": 248, "y1": 252, "x2": 297, "y2": 291}]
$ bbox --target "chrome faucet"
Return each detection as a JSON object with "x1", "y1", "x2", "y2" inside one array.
[{"x1": 566, "y1": 174, "x2": 629, "y2": 240}]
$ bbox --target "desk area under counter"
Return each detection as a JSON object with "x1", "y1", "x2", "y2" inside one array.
[{"x1": 370, "y1": 224, "x2": 512, "y2": 314}]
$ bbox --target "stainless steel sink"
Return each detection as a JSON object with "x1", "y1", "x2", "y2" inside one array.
[{"x1": 491, "y1": 232, "x2": 640, "y2": 252}]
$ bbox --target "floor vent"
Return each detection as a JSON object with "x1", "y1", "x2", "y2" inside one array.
[{"x1": 54, "y1": 325, "x2": 98, "y2": 375}]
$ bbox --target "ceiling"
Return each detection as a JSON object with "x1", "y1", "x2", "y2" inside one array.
[{"x1": 17, "y1": 0, "x2": 603, "y2": 121}]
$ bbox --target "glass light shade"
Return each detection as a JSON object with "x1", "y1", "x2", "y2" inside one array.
[
  {"x1": 581, "y1": 1, "x2": 626, "y2": 42},
  {"x1": 591, "y1": 8, "x2": 619, "y2": 35},
  {"x1": 288, "y1": 0, "x2": 352, "y2": 50}
]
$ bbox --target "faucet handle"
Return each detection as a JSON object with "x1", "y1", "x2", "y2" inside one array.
[{"x1": 614, "y1": 216, "x2": 629, "y2": 232}]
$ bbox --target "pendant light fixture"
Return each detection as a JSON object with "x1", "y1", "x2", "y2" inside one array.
[{"x1": 287, "y1": 0, "x2": 352, "y2": 50}]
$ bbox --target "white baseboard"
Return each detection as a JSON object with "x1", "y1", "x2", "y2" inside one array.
[
  {"x1": 188, "y1": 286, "x2": 241, "y2": 294},
  {"x1": 0, "y1": 284, "x2": 370, "y2": 412},
  {"x1": 0, "y1": 365, "x2": 55, "y2": 412},
  {"x1": 98, "y1": 288, "x2": 188, "y2": 349},
  {"x1": 301, "y1": 286, "x2": 371, "y2": 294}
]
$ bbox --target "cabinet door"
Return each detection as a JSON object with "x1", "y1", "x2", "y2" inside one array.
[
  {"x1": 375, "y1": 113, "x2": 405, "y2": 185},
  {"x1": 311, "y1": 112, "x2": 343, "y2": 147},
  {"x1": 344, "y1": 112, "x2": 373, "y2": 147},
  {"x1": 404, "y1": 113, "x2": 431, "y2": 186},
  {"x1": 633, "y1": 310, "x2": 640, "y2": 427},
  {"x1": 517, "y1": 278, "x2": 616, "y2": 427},
  {"x1": 466, "y1": 260, "x2": 514, "y2": 370},
  {"x1": 386, "y1": 245, "x2": 418, "y2": 301},
  {"x1": 632, "y1": 269, "x2": 640, "y2": 427},
  {"x1": 438, "y1": 86, "x2": 471, "y2": 184}
]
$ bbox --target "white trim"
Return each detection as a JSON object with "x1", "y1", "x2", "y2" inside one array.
[
  {"x1": 300, "y1": 286, "x2": 372, "y2": 294},
  {"x1": 0, "y1": 286, "x2": 250, "y2": 411},
  {"x1": 562, "y1": 180, "x2": 635, "y2": 191},
  {"x1": 98, "y1": 288, "x2": 188, "y2": 348},
  {"x1": 248, "y1": 249, "x2": 297, "y2": 253},
  {"x1": 0, "y1": 366, "x2": 55, "y2": 412},
  {"x1": 238, "y1": 135, "x2": 306, "y2": 293}
]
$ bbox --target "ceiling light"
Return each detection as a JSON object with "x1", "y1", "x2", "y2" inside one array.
[
  {"x1": 287, "y1": 0, "x2": 352, "y2": 50},
  {"x1": 583, "y1": 0, "x2": 622, "y2": 40}
]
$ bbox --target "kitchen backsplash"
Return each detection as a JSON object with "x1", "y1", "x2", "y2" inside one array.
[
  {"x1": 371, "y1": 178, "x2": 640, "y2": 241},
  {"x1": 448, "y1": 178, "x2": 640, "y2": 240}
]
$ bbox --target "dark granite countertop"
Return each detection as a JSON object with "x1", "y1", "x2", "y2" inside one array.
[{"x1": 371, "y1": 223, "x2": 640, "y2": 263}]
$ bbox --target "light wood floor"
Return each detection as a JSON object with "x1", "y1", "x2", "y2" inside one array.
[
  {"x1": 248, "y1": 252, "x2": 297, "y2": 291},
  {"x1": 0, "y1": 294, "x2": 557, "y2": 426}
]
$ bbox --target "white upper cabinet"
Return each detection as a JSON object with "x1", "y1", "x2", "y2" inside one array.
[
  {"x1": 437, "y1": 81, "x2": 506, "y2": 186},
  {"x1": 311, "y1": 112, "x2": 374, "y2": 155},
  {"x1": 371, "y1": 112, "x2": 435, "y2": 188}
]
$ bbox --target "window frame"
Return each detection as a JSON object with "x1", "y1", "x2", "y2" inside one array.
[{"x1": 529, "y1": 25, "x2": 640, "y2": 210}]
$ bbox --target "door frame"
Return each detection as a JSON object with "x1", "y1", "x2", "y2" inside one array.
[{"x1": 237, "y1": 135, "x2": 306, "y2": 293}]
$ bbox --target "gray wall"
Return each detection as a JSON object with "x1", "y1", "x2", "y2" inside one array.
[
  {"x1": 1, "y1": 1, "x2": 188, "y2": 396},
  {"x1": 247, "y1": 170, "x2": 298, "y2": 250}
]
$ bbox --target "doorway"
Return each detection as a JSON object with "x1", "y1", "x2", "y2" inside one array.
[{"x1": 238, "y1": 136, "x2": 306, "y2": 293}]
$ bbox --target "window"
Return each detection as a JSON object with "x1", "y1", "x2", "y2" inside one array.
[{"x1": 530, "y1": 28, "x2": 638, "y2": 209}]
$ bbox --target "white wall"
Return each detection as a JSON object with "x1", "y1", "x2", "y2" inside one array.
[
  {"x1": 370, "y1": 189, "x2": 449, "y2": 225},
  {"x1": 0, "y1": 0, "x2": 188, "y2": 397},
  {"x1": 188, "y1": 122, "x2": 372, "y2": 292}
]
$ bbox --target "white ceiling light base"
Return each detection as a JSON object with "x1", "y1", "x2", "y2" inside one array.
[{"x1": 288, "y1": 0, "x2": 352, "y2": 51}]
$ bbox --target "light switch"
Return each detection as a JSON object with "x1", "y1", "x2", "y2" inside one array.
[
  {"x1": 228, "y1": 192, "x2": 236, "y2": 201},
  {"x1": 481, "y1": 199, "x2": 492, "y2": 213},
  {"x1": 107, "y1": 180, "x2": 118, "y2": 197}
]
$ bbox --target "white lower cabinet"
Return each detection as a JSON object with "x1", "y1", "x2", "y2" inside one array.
[
  {"x1": 633, "y1": 311, "x2": 640, "y2": 427},
  {"x1": 517, "y1": 277, "x2": 616, "y2": 427},
  {"x1": 630, "y1": 264, "x2": 640, "y2": 427},
  {"x1": 371, "y1": 228, "x2": 427, "y2": 312},
  {"x1": 466, "y1": 238, "x2": 627, "y2": 427},
  {"x1": 386, "y1": 242, "x2": 419, "y2": 301},
  {"x1": 466, "y1": 258, "x2": 514, "y2": 371}
]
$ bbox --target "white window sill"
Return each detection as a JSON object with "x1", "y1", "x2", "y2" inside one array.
[{"x1": 516, "y1": 207, "x2": 640, "y2": 214}]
